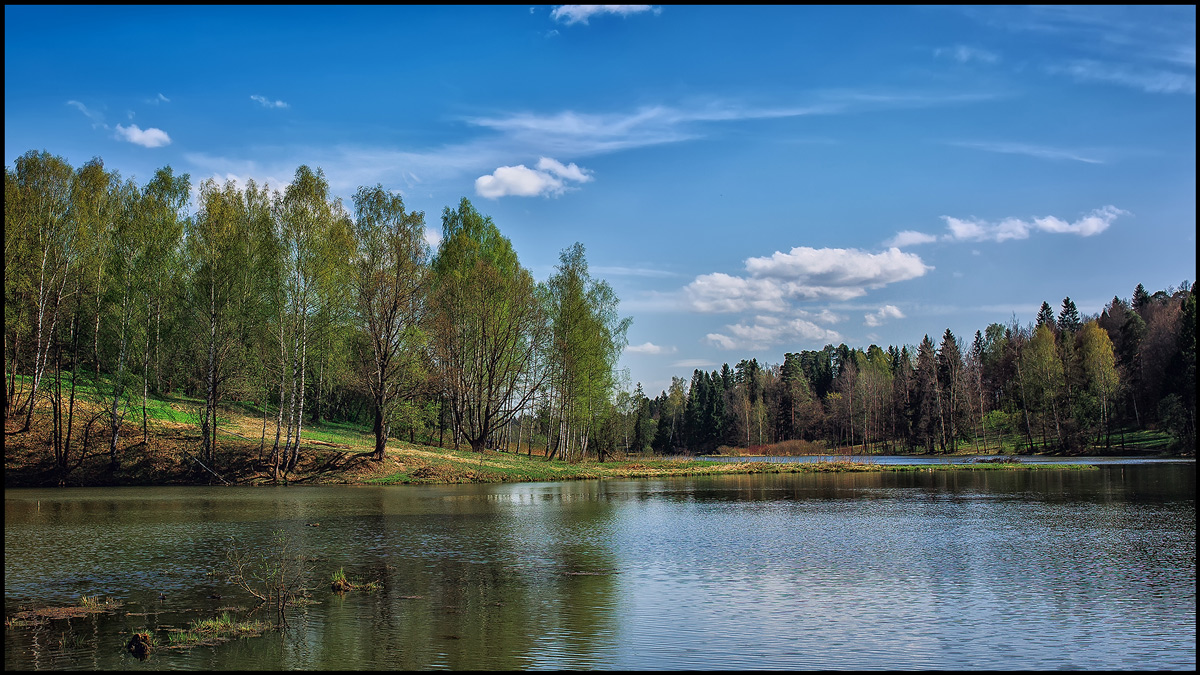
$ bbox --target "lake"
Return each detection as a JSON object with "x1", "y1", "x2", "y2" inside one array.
[{"x1": 4, "y1": 462, "x2": 1195, "y2": 670}]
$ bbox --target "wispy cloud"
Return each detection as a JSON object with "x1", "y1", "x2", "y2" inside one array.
[
  {"x1": 864, "y1": 305, "x2": 905, "y2": 327},
  {"x1": 464, "y1": 91, "x2": 992, "y2": 158},
  {"x1": 250, "y1": 94, "x2": 289, "y2": 109},
  {"x1": 186, "y1": 91, "x2": 1002, "y2": 206},
  {"x1": 935, "y1": 44, "x2": 999, "y2": 64},
  {"x1": 942, "y1": 205, "x2": 1127, "y2": 242},
  {"x1": 961, "y1": 5, "x2": 1196, "y2": 95},
  {"x1": 888, "y1": 205, "x2": 1129, "y2": 246},
  {"x1": 885, "y1": 230, "x2": 939, "y2": 248},
  {"x1": 475, "y1": 156, "x2": 593, "y2": 198},
  {"x1": 626, "y1": 342, "x2": 677, "y2": 355},
  {"x1": 67, "y1": 100, "x2": 106, "y2": 127},
  {"x1": 114, "y1": 123, "x2": 171, "y2": 148},
  {"x1": 147, "y1": 93, "x2": 170, "y2": 105},
  {"x1": 550, "y1": 5, "x2": 659, "y2": 26},
  {"x1": 671, "y1": 358, "x2": 716, "y2": 369},
  {"x1": 592, "y1": 265, "x2": 678, "y2": 278},
  {"x1": 946, "y1": 140, "x2": 1105, "y2": 164},
  {"x1": 1050, "y1": 60, "x2": 1195, "y2": 95}
]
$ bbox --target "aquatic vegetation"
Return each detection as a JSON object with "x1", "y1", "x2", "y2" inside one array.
[
  {"x1": 331, "y1": 567, "x2": 381, "y2": 593},
  {"x1": 5, "y1": 596, "x2": 124, "y2": 628},
  {"x1": 164, "y1": 612, "x2": 270, "y2": 648}
]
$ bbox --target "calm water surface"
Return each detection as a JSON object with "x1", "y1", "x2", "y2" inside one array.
[{"x1": 4, "y1": 464, "x2": 1195, "y2": 670}]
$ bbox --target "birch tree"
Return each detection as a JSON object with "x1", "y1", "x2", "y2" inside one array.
[
  {"x1": 272, "y1": 166, "x2": 353, "y2": 479},
  {"x1": 7, "y1": 151, "x2": 80, "y2": 432},
  {"x1": 352, "y1": 184, "x2": 430, "y2": 461},
  {"x1": 431, "y1": 198, "x2": 549, "y2": 453}
]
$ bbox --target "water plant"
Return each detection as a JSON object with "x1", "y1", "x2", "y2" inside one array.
[
  {"x1": 330, "y1": 567, "x2": 381, "y2": 593},
  {"x1": 165, "y1": 612, "x2": 269, "y2": 647},
  {"x1": 331, "y1": 567, "x2": 354, "y2": 593}
]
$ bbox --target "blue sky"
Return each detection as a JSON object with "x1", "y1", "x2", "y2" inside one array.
[{"x1": 5, "y1": 5, "x2": 1196, "y2": 396}]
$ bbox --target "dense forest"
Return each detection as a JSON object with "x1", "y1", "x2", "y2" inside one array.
[
  {"x1": 5, "y1": 150, "x2": 1196, "y2": 487},
  {"x1": 4, "y1": 150, "x2": 629, "y2": 482},
  {"x1": 641, "y1": 283, "x2": 1195, "y2": 457}
]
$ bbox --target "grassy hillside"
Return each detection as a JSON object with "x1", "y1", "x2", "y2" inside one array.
[{"x1": 4, "y1": 376, "x2": 1108, "y2": 488}]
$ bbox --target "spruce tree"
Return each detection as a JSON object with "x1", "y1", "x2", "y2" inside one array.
[
  {"x1": 1036, "y1": 301, "x2": 1056, "y2": 328},
  {"x1": 1132, "y1": 283, "x2": 1150, "y2": 316},
  {"x1": 1057, "y1": 297, "x2": 1082, "y2": 334}
]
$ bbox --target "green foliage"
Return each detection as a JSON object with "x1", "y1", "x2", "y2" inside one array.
[
  {"x1": 5, "y1": 147, "x2": 1192, "y2": 485},
  {"x1": 1058, "y1": 297, "x2": 1082, "y2": 334},
  {"x1": 431, "y1": 198, "x2": 548, "y2": 453},
  {"x1": 165, "y1": 611, "x2": 270, "y2": 647}
]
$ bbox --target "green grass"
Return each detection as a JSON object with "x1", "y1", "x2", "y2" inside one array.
[
  {"x1": 330, "y1": 567, "x2": 380, "y2": 593},
  {"x1": 165, "y1": 612, "x2": 270, "y2": 647}
]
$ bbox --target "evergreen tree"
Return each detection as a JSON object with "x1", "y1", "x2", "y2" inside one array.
[
  {"x1": 1036, "y1": 301, "x2": 1056, "y2": 329},
  {"x1": 1057, "y1": 297, "x2": 1082, "y2": 334},
  {"x1": 912, "y1": 336, "x2": 940, "y2": 453},
  {"x1": 936, "y1": 329, "x2": 968, "y2": 452},
  {"x1": 1132, "y1": 283, "x2": 1150, "y2": 316}
]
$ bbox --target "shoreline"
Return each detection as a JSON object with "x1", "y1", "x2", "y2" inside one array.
[{"x1": 6, "y1": 409, "x2": 1185, "y2": 489}]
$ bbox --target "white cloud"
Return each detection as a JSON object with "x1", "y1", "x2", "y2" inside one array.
[
  {"x1": 536, "y1": 156, "x2": 592, "y2": 182},
  {"x1": 685, "y1": 273, "x2": 789, "y2": 313},
  {"x1": 707, "y1": 316, "x2": 842, "y2": 351},
  {"x1": 864, "y1": 305, "x2": 905, "y2": 327},
  {"x1": 114, "y1": 123, "x2": 171, "y2": 148},
  {"x1": 671, "y1": 358, "x2": 716, "y2": 369},
  {"x1": 942, "y1": 215, "x2": 1030, "y2": 243},
  {"x1": 147, "y1": 93, "x2": 170, "y2": 104},
  {"x1": 250, "y1": 94, "x2": 289, "y2": 109},
  {"x1": 885, "y1": 230, "x2": 939, "y2": 248},
  {"x1": 424, "y1": 227, "x2": 443, "y2": 251},
  {"x1": 1031, "y1": 205, "x2": 1128, "y2": 236},
  {"x1": 475, "y1": 156, "x2": 593, "y2": 198},
  {"x1": 947, "y1": 140, "x2": 1104, "y2": 164},
  {"x1": 626, "y1": 342, "x2": 676, "y2": 355},
  {"x1": 814, "y1": 309, "x2": 845, "y2": 324},
  {"x1": 550, "y1": 5, "x2": 658, "y2": 25},
  {"x1": 686, "y1": 247, "x2": 931, "y2": 314},
  {"x1": 935, "y1": 45, "x2": 1000, "y2": 64},
  {"x1": 744, "y1": 246, "x2": 933, "y2": 293},
  {"x1": 940, "y1": 205, "x2": 1127, "y2": 243},
  {"x1": 705, "y1": 333, "x2": 739, "y2": 350}
]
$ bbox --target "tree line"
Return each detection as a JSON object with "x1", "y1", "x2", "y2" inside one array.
[
  {"x1": 6, "y1": 149, "x2": 1195, "y2": 483},
  {"x1": 4, "y1": 150, "x2": 629, "y2": 483},
  {"x1": 630, "y1": 286, "x2": 1195, "y2": 456}
]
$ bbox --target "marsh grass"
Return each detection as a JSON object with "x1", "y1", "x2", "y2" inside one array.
[
  {"x1": 165, "y1": 611, "x2": 269, "y2": 648},
  {"x1": 5, "y1": 596, "x2": 123, "y2": 628},
  {"x1": 331, "y1": 567, "x2": 381, "y2": 593}
]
